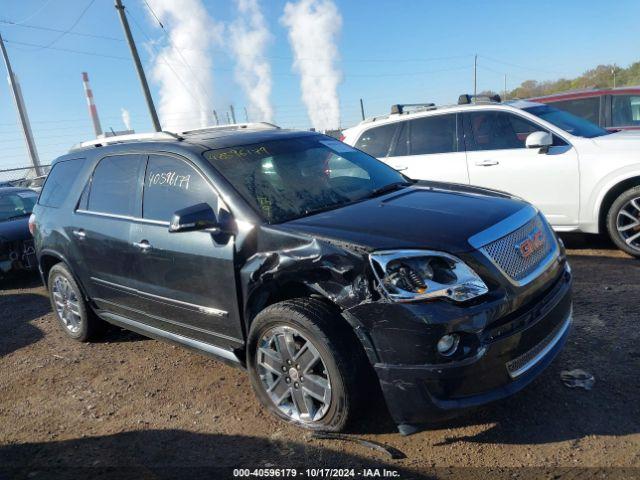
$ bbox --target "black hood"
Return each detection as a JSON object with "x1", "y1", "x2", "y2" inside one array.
[
  {"x1": 0, "y1": 216, "x2": 31, "y2": 243},
  {"x1": 278, "y1": 183, "x2": 529, "y2": 253}
]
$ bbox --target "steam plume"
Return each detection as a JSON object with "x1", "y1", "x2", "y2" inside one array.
[
  {"x1": 281, "y1": 0, "x2": 342, "y2": 131},
  {"x1": 229, "y1": 0, "x2": 273, "y2": 122},
  {"x1": 121, "y1": 108, "x2": 131, "y2": 131},
  {"x1": 146, "y1": 0, "x2": 222, "y2": 132}
]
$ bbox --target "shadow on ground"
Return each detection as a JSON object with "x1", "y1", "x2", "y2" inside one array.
[
  {"x1": 0, "y1": 430, "x2": 429, "y2": 480},
  {"x1": 0, "y1": 292, "x2": 50, "y2": 356}
]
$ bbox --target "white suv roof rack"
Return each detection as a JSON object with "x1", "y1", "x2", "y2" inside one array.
[{"x1": 70, "y1": 131, "x2": 181, "y2": 151}]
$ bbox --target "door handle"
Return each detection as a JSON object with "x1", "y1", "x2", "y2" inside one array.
[
  {"x1": 133, "y1": 240, "x2": 152, "y2": 251},
  {"x1": 72, "y1": 229, "x2": 86, "y2": 239},
  {"x1": 475, "y1": 159, "x2": 499, "y2": 167}
]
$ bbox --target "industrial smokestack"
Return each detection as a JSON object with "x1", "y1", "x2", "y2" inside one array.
[{"x1": 82, "y1": 72, "x2": 103, "y2": 137}]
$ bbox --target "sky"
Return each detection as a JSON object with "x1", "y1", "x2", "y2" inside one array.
[{"x1": 0, "y1": 0, "x2": 639, "y2": 170}]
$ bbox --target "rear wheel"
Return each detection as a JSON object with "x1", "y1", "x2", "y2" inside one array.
[
  {"x1": 247, "y1": 299, "x2": 366, "y2": 431},
  {"x1": 607, "y1": 186, "x2": 640, "y2": 258},
  {"x1": 47, "y1": 263, "x2": 104, "y2": 341}
]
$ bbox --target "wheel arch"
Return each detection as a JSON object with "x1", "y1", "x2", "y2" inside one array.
[
  {"x1": 597, "y1": 175, "x2": 640, "y2": 234},
  {"x1": 38, "y1": 250, "x2": 91, "y2": 302},
  {"x1": 244, "y1": 280, "x2": 380, "y2": 365}
]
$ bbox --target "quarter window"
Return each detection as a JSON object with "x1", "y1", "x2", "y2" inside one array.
[
  {"x1": 408, "y1": 114, "x2": 458, "y2": 155},
  {"x1": 87, "y1": 154, "x2": 144, "y2": 216},
  {"x1": 354, "y1": 123, "x2": 397, "y2": 157},
  {"x1": 39, "y1": 159, "x2": 84, "y2": 208},
  {"x1": 142, "y1": 155, "x2": 217, "y2": 222}
]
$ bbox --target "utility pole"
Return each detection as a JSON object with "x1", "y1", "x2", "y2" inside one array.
[
  {"x1": 213, "y1": 110, "x2": 219, "y2": 125},
  {"x1": 0, "y1": 33, "x2": 42, "y2": 176},
  {"x1": 244, "y1": 107, "x2": 249, "y2": 122},
  {"x1": 473, "y1": 54, "x2": 477, "y2": 100},
  {"x1": 503, "y1": 74, "x2": 507, "y2": 101},
  {"x1": 114, "y1": 0, "x2": 161, "y2": 132},
  {"x1": 226, "y1": 112, "x2": 231, "y2": 124},
  {"x1": 229, "y1": 105, "x2": 237, "y2": 124},
  {"x1": 359, "y1": 98, "x2": 365, "y2": 121}
]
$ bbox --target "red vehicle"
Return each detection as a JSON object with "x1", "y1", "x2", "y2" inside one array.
[{"x1": 530, "y1": 87, "x2": 640, "y2": 131}]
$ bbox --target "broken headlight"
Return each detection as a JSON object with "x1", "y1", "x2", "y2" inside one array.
[{"x1": 369, "y1": 250, "x2": 488, "y2": 302}]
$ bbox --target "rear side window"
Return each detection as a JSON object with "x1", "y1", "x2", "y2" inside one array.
[
  {"x1": 87, "y1": 154, "x2": 145, "y2": 216},
  {"x1": 354, "y1": 123, "x2": 397, "y2": 157},
  {"x1": 38, "y1": 159, "x2": 84, "y2": 208},
  {"x1": 142, "y1": 154, "x2": 218, "y2": 222},
  {"x1": 550, "y1": 97, "x2": 600, "y2": 125},
  {"x1": 408, "y1": 114, "x2": 458, "y2": 155}
]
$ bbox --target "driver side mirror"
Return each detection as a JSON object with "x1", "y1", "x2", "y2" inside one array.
[
  {"x1": 169, "y1": 203, "x2": 234, "y2": 234},
  {"x1": 525, "y1": 131, "x2": 553, "y2": 153}
]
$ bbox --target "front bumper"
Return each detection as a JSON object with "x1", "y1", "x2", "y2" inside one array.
[
  {"x1": 350, "y1": 263, "x2": 572, "y2": 433},
  {"x1": 0, "y1": 238, "x2": 37, "y2": 275}
]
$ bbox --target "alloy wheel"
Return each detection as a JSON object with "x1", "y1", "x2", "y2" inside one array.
[
  {"x1": 256, "y1": 325, "x2": 332, "y2": 423},
  {"x1": 51, "y1": 275, "x2": 82, "y2": 334},
  {"x1": 616, "y1": 196, "x2": 640, "y2": 252}
]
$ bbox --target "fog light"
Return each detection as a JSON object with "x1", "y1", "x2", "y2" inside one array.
[{"x1": 437, "y1": 333, "x2": 459, "y2": 357}]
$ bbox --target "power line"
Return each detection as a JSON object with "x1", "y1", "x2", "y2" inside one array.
[
  {"x1": 3, "y1": 38, "x2": 130, "y2": 60},
  {"x1": 33, "y1": 0, "x2": 97, "y2": 50},
  {"x1": 0, "y1": 20, "x2": 123, "y2": 42},
  {"x1": 0, "y1": 0, "x2": 56, "y2": 26},
  {"x1": 479, "y1": 54, "x2": 570, "y2": 77},
  {"x1": 124, "y1": 8, "x2": 211, "y2": 114},
  {"x1": 140, "y1": 0, "x2": 214, "y2": 110}
]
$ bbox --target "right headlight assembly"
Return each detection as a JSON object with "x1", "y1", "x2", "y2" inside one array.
[{"x1": 369, "y1": 250, "x2": 488, "y2": 303}]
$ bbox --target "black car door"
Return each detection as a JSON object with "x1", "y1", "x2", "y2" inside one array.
[
  {"x1": 72, "y1": 153, "x2": 146, "y2": 318},
  {"x1": 127, "y1": 153, "x2": 244, "y2": 350}
]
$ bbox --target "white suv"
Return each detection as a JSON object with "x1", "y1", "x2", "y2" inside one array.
[{"x1": 342, "y1": 98, "x2": 640, "y2": 257}]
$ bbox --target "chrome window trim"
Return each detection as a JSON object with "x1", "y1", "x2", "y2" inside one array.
[
  {"x1": 91, "y1": 276, "x2": 228, "y2": 317},
  {"x1": 76, "y1": 209, "x2": 170, "y2": 226}
]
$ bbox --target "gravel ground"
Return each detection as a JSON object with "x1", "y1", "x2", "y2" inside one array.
[{"x1": 0, "y1": 234, "x2": 638, "y2": 480}]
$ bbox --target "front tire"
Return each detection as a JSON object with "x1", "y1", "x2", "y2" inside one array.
[
  {"x1": 607, "y1": 186, "x2": 640, "y2": 258},
  {"x1": 47, "y1": 263, "x2": 104, "y2": 342},
  {"x1": 247, "y1": 299, "x2": 366, "y2": 432}
]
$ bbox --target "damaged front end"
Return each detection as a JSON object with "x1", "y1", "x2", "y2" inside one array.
[
  {"x1": 240, "y1": 203, "x2": 572, "y2": 435},
  {"x1": 0, "y1": 236, "x2": 37, "y2": 277}
]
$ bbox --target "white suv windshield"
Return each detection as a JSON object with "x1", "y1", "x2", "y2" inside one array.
[{"x1": 523, "y1": 104, "x2": 610, "y2": 138}]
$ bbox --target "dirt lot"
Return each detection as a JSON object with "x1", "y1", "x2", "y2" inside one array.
[{"x1": 0, "y1": 234, "x2": 639, "y2": 479}]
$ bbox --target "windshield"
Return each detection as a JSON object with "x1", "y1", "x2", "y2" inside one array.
[
  {"x1": 523, "y1": 104, "x2": 610, "y2": 138},
  {"x1": 204, "y1": 135, "x2": 408, "y2": 223},
  {"x1": 0, "y1": 190, "x2": 38, "y2": 222}
]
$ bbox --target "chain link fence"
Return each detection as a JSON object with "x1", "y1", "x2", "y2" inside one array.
[{"x1": 0, "y1": 165, "x2": 51, "y2": 187}]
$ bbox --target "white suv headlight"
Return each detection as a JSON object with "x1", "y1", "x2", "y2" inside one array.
[{"x1": 369, "y1": 250, "x2": 488, "y2": 303}]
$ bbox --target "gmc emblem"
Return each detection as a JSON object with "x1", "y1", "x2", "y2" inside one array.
[{"x1": 515, "y1": 228, "x2": 545, "y2": 259}]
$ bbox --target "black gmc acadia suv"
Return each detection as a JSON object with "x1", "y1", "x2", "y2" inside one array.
[{"x1": 31, "y1": 126, "x2": 572, "y2": 434}]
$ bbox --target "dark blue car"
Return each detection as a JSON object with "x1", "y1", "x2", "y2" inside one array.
[{"x1": 0, "y1": 187, "x2": 38, "y2": 277}]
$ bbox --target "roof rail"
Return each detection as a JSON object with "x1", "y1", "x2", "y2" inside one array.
[
  {"x1": 458, "y1": 94, "x2": 502, "y2": 105},
  {"x1": 390, "y1": 103, "x2": 436, "y2": 115},
  {"x1": 178, "y1": 122, "x2": 280, "y2": 135},
  {"x1": 70, "y1": 131, "x2": 182, "y2": 151}
]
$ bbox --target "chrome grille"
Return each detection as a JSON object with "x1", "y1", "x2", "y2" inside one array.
[
  {"x1": 506, "y1": 312, "x2": 572, "y2": 378},
  {"x1": 481, "y1": 214, "x2": 557, "y2": 283}
]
